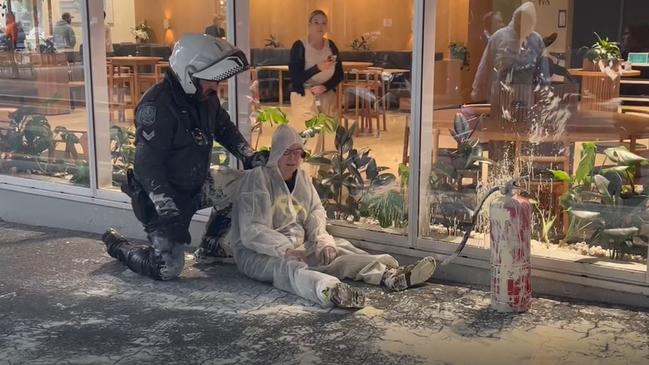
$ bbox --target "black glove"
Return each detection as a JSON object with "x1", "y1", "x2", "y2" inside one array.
[{"x1": 243, "y1": 150, "x2": 269, "y2": 170}]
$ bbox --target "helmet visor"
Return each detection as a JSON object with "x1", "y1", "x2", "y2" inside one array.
[{"x1": 191, "y1": 49, "x2": 249, "y2": 83}]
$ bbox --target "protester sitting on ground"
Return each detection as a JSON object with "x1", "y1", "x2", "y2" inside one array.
[{"x1": 228, "y1": 125, "x2": 438, "y2": 309}]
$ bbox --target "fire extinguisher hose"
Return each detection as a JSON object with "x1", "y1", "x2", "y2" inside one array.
[
  {"x1": 439, "y1": 177, "x2": 528, "y2": 267},
  {"x1": 439, "y1": 186, "x2": 500, "y2": 266}
]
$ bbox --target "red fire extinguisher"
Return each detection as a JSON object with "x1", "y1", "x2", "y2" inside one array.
[
  {"x1": 440, "y1": 178, "x2": 532, "y2": 313},
  {"x1": 489, "y1": 189, "x2": 532, "y2": 313}
]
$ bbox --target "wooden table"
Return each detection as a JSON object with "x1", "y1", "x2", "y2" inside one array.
[
  {"x1": 341, "y1": 61, "x2": 374, "y2": 71},
  {"x1": 107, "y1": 56, "x2": 163, "y2": 101},
  {"x1": 256, "y1": 62, "x2": 375, "y2": 105},
  {"x1": 568, "y1": 68, "x2": 641, "y2": 111},
  {"x1": 433, "y1": 107, "x2": 649, "y2": 157}
]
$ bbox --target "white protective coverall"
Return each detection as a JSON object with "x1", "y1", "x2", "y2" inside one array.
[{"x1": 228, "y1": 125, "x2": 399, "y2": 307}]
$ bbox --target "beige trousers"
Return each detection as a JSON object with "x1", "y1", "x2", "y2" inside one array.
[
  {"x1": 288, "y1": 89, "x2": 338, "y2": 123},
  {"x1": 309, "y1": 239, "x2": 399, "y2": 285}
]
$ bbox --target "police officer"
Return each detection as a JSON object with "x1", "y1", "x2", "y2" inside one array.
[{"x1": 101, "y1": 34, "x2": 267, "y2": 280}]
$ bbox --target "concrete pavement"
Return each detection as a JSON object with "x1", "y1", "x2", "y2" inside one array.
[{"x1": 1, "y1": 221, "x2": 649, "y2": 365}]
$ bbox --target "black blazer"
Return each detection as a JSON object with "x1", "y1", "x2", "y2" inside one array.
[{"x1": 289, "y1": 39, "x2": 343, "y2": 96}]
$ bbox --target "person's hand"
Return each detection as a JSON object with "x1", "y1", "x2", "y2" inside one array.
[
  {"x1": 243, "y1": 150, "x2": 269, "y2": 170},
  {"x1": 318, "y1": 246, "x2": 337, "y2": 266},
  {"x1": 310, "y1": 85, "x2": 327, "y2": 96},
  {"x1": 284, "y1": 249, "x2": 307, "y2": 262},
  {"x1": 317, "y1": 59, "x2": 335, "y2": 72}
]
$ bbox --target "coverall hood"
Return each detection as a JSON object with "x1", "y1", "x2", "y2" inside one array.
[
  {"x1": 510, "y1": 1, "x2": 537, "y2": 38},
  {"x1": 267, "y1": 125, "x2": 304, "y2": 167}
]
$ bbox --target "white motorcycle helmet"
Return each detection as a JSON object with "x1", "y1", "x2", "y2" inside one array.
[{"x1": 169, "y1": 33, "x2": 249, "y2": 94}]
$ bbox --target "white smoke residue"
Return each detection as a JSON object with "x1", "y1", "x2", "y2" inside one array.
[{"x1": 527, "y1": 85, "x2": 572, "y2": 145}]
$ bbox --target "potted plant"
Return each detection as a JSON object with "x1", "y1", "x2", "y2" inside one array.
[
  {"x1": 349, "y1": 31, "x2": 381, "y2": 51},
  {"x1": 131, "y1": 22, "x2": 152, "y2": 43},
  {"x1": 360, "y1": 162, "x2": 410, "y2": 229},
  {"x1": 264, "y1": 34, "x2": 282, "y2": 48},
  {"x1": 449, "y1": 42, "x2": 469, "y2": 70},
  {"x1": 581, "y1": 32, "x2": 621, "y2": 71},
  {"x1": 551, "y1": 142, "x2": 649, "y2": 259},
  {"x1": 428, "y1": 113, "x2": 491, "y2": 233},
  {"x1": 307, "y1": 122, "x2": 396, "y2": 221}
]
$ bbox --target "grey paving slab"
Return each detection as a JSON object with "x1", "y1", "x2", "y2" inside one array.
[{"x1": 1, "y1": 221, "x2": 649, "y2": 365}]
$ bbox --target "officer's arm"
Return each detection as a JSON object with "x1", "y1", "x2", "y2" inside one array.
[
  {"x1": 133, "y1": 103, "x2": 178, "y2": 217},
  {"x1": 212, "y1": 105, "x2": 254, "y2": 162}
]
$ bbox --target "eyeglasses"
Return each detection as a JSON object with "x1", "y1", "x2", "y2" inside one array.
[{"x1": 283, "y1": 148, "x2": 306, "y2": 158}]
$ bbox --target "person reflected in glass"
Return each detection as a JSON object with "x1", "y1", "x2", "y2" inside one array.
[
  {"x1": 471, "y1": 1, "x2": 549, "y2": 106},
  {"x1": 204, "y1": 16, "x2": 226, "y2": 39},
  {"x1": 53, "y1": 12, "x2": 76, "y2": 51},
  {"x1": 104, "y1": 11, "x2": 113, "y2": 55},
  {"x1": 4, "y1": 11, "x2": 24, "y2": 51},
  {"x1": 288, "y1": 9, "x2": 343, "y2": 123},
  {"x1": 621, "y1": 24, "x2": 649, "y2": 60},
  {"x1": 480, "y1": 11, "x2": 505, "y2": 48}
]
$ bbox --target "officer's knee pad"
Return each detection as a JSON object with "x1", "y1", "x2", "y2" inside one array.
[{"x1": 157, "y1": 247, "x2": 185, "y2": 280}]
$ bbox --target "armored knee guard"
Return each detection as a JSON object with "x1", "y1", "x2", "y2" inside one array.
[{"x1": 102, "y1": 228, "x2": 183, "y2": 280}]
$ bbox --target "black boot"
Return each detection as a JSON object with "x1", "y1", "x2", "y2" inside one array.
[
  {"x1": 101, "y1": 228, "x2": 162, "y2": 280},
  {"x1": 101, "y1": 228, "x2": 130, "y2": 260}
]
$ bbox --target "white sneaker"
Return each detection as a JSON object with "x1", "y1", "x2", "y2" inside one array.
[
  {"x1": 323, "y1": 283, "x2": 366, "y2": 309},
  {"x1": 382, "y1": 256, "x2": 437, "y2": 292}
]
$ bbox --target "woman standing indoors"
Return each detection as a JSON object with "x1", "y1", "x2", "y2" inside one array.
[{"x1": 288, "y1": 10, "x2": 343, "y2": 123}]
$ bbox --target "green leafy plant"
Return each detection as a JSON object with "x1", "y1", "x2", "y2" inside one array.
[
  {"x1": 264, "y1": 34, "x2": 282, "y2": 48},
  {"x1": 0, "y1": 107, "x2": 54, "y2": 173},
  {"x1": 429, "y1": 112, "x2": 491, "y2": 231},
  {"x1": 362, "y1": 190, "x2": 407, "y2": 228},
  {"x1": 449, "y1": 42, "x2": 469, "y2": 70},
  {"x1": 308, "y1": 122, "x2": 396, "y2": 221},
  {"x1": 581, "y1": 32, "x2": 621, "y2": 62},
  {"x1": 253, "y1": 106, "x2": 337, "y2": 150},
  {"x1": 53, "y1": 126, "x2": 81, "y2": 161},
  {"x1": 551, "y1": 142, "x2": 649, "y2": 259},
  {"x1": 70, "y1": 160, "x2": 90, "y2": 185},
  {"x1": 531, "y1": 200, "x2": 556, "y2": 245},
  {"x1": 109, "y1": 125, "x2": 136, "y2": 185},
  {"x1": 360, "y1": 162, "x2": 410, "y2": 229}
]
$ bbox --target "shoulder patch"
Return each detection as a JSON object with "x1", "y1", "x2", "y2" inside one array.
[{"x1": 136, "y1": 104, "x2": 157, "y2": 127}]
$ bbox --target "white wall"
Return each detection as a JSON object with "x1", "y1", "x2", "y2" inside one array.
[
  {"x1": 105, "y1": 0, "x2": 136, "y2": 44},
  {"x1": 534, "y1": 0, "x2": 570, "y2": 53}
]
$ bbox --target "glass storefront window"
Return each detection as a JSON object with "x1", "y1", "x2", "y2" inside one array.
[
  {"x1": 96, "y1": 0, "x2": 230, "y2": 189},
  {"x1": 421, "y1": 0, "x2": 648, "y2": 271},
  {"x1": 0, "y1": 0, "x2": 89, "y2": 186},
  {"x1": 249, "y1": 0, "x2": 414, "y2": 235}
]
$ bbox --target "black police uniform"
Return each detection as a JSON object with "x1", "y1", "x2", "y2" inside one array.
[{"x1": 104, "y1": 70, "x2": 259, "y2": 280}]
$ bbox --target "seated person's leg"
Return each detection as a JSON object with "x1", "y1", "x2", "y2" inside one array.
[
  {"x1": 314, "y1": 239, "x2": 399, "y2": 285},
  {"x1": 313, "y1": 239, "x2": 438, "y2": 292},
  {"x1": 232, "y1": 244, "x2": 364, "y2": 308}
]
